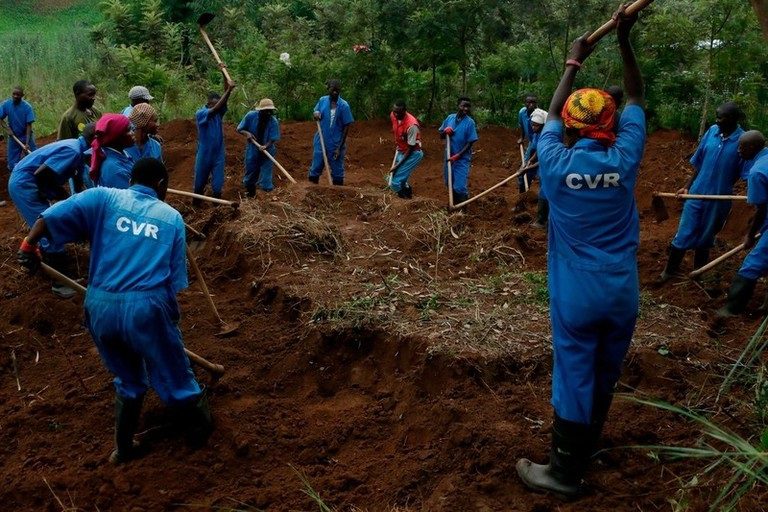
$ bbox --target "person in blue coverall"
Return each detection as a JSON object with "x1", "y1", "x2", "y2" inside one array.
[
  {"x1": 17, "y1": 158, "x2": 212, "y2": 463},
  {"x1": 0, "y1": 86, "x2": 37, "y2": 172},
  {"x1": 194, "y1": 69, "x2": 235, "y2": 202},
  {"x1": 8, "y1": 126, "x2": 95, "y2": 298},
  {"x1": 524, "y1": 109, "x2": 549, "y2": 228},
  {"x1": 716, "y1": 130, "x2": 768, "y2": 317},
  {"x1": 439, "y1": 97, "x2": 479, "y2": 205},
  {"x1": 237, "y1": 98, "x2": 280, "y2": 197},
  {"x1": 126, "y1": 103, "x2": 163, "y2": 163},
  {"x1": 516, "y1": 6, "x2": 645, "y2": 498},
  {"x1": 517, "y1": 94, "x2": 537, "y2": 146},
  {"x1": 659, "y1": 102, "x2": 745, "y2": 282},
  {"x1": 121, "y1": 85, "x2": 153, "y2": 119},
  {"x1": 389, "y1": 100, "x2": 424, "y2": 199},
  {"x1": 308, "y1": 79, "x2": 354, "y2": 186},
  {"x1": 91, "y1": 114, "x2": 135, "y2": 189}
]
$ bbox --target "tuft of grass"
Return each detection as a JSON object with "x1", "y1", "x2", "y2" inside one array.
[
  {"x1": 289, "y1": 464, "x2": 335, "y2": 512},
  {"x1": 719, "y1": 314, "x2": 768, "y2": 399},
  {"x1": 626, "y1": 396, "x2": 768, "y2": 511},
  {"x1": 522, "y1": 271, "x2": 548, "y2": 307}
]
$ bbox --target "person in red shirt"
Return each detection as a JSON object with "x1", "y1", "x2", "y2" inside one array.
[{"x1": 388, "y1": 100, "x2": 424, "y2": 198}]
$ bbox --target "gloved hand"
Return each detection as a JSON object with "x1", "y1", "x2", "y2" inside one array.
[
  {"x1": 449, "y1": 154, "x2": 460, "y2": 162},
  {"x1": 443, "y1": 126, "x2": 454, "y2": 136},
  {"x1": 18, "y1": 237, "x2": 42, "y2": 274}
]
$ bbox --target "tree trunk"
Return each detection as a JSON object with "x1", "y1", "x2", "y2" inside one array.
[{"x1": 750, "y1": 0, "x2": 768, "y2": 39}]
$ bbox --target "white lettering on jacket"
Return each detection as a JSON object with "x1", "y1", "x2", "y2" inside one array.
[
  {"x1": 116, "y1": 216, "x2": 159, "y2": 239},
  {"x1": 565, "y1": 173, "x2": 620, "y2": 190}
]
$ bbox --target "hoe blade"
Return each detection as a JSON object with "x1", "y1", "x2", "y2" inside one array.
[{"x1": 198, "y1": 12, "x2": 215, "y2": 27}]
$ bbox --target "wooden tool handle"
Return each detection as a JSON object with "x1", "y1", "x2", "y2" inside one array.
[
  {"x1": 167, "y1": 188, "x2": 239, "y2": 207},
  {"x1": 315, "y1": 121, "x2": 333, "y2": 184},
  {"x1": 185, "y1": 349, "x2": 225, "y2": 376},
  {"x1": 519, "y1": 143, "x2": 525, "y2": 165},
  {"x1": 654, "y1": 192, "x2": 746, "y2": 201},
  {"x1": 451, "y1": 163, "x2": 539, "y2": 210},
  {"x1": 586, "y1": 0, "x2": 655, "y2": 44},
  {"x1": 199, "y1": 27, "x2": 233, "y2": 84},
  {"x1": 0, "y1": 120, "x2": 31, "y2": 154},
  {"x1": 689, "y1": 243, "x2": 746, "y2": 278},
  {"x1": 250, "y1": 140, "x2": 297, "y2": 184},
  {"x1": 186, "y1": 245, "x2": 224, "y2": 324}
]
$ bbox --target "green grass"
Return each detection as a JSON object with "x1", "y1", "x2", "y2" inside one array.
[{"x1": 0, "y1": 1, "x2": 102, "y2": 134}]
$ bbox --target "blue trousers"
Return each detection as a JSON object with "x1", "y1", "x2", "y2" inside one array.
[
  {"x1": 738, "y1": 226, "x2": 768, "y2": 280},
  {"x1": 194, "y1": 151, "x2": 225, "y2": 195},
  {"x1": 443, "y1": 157, "x2": 471, "y2": 195},
  {"x1": 672, "y1": 199, "x2": 731, "y2": 250},
  {"x1": 7, "y1": 135, "x2": 36, "y2": 172},
  {"x1": 244, "y1": 147, "x2": 276, "y2": 192},
  {"x1": 549, "y1": 255, "x2": 638, "y2": 424},
  {"x1": 84, "y1": 288, "x2": 201, "y2": 404},
  {"x1": 7, "y1": 174, "x2": 65, "y2": 253},
  {"x1": 390, "y1": 150, "x2": 423, "y2": 192},
  {"x1": 308, "y1": 133, "x2": 345, "y2": 181}
]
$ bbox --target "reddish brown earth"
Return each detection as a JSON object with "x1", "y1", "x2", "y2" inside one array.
[{"x1": 0, "y1": 119, "x2": 765, "y2": 511}]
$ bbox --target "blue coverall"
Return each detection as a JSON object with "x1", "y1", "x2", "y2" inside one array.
[
  {"x1": 538, "y1": 104, "x2": 647, "y2": 424},
  {"x1": 439, "y1": 114, "x2": 479, "y2": 196},
  {"x1": 0, "y1": 98, "x2": 37, "y2": 172},
  {"x1": 97, "y1": 148, "x2": 135, "y2": 189},
  {"x1": 125, "y1": 137, "x2": 163, "y2": 163},
  {"x1": 42, "y1": 185, "x2": 201, "y2": 405},
  {"x1": 391, "y1": 150, "x2": 424, "y2": 193},
  {"x1": 8, "y1": 137, "x2": 89, "y2": 254},
  {"x1": 737, "y1": 148, "x2": 768, "y2": 280},
  {"x1": 519, "y1": 130, "x2": 540, "y2": 190},
  {"x1": 518, "y1": 106, "x2": 533, "y2": 142},
  {"x1": 237, "y1": 110, "x2": 281, "y2": 192},
  {"x1": 194, "y1": 105, "x2": 227, "y2": 196},
  {"x1": 308, "y1": 96, "x2": 354, "y2": 183},
  {"x1": 671, "y1": 124, "x2": 745, "y2": 250}
]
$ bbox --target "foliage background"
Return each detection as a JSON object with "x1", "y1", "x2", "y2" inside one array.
[{"x1": 1, "y1": 0, "x2": 767, "y2": 136}]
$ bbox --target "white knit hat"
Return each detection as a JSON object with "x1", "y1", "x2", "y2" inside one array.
[{"x1": 530, "y1": 108, "x2": 547, "y2": 125}]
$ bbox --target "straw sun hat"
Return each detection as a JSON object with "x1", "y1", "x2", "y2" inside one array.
[{"x1": 255, "y1": 98, "x2": 276, "y2": 111}]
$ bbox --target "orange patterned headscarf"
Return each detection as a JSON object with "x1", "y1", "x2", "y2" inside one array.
[{"x1": 561, "y1": 88, "x2": 617, "y2": 145}]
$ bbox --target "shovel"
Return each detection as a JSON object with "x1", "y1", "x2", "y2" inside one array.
[
  {"x1": 651, "y1": 192, "x2": 747, "y2": 223},
  {"x1": 197, "y1": 12, "x2": 233, "y2": 86},
  {"x1": 186, "y1": 245, "x2": 240, "y2": 337},
  {"x1": 38, "y1": 262, "x2": 225, "y2": 381}
]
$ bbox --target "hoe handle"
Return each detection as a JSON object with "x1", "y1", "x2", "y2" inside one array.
[{"x1": 587, "y1": 0, "x2": 655, "y2": 45}]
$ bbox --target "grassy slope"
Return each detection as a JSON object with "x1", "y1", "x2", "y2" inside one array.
[{"x1": 0, "y1": 0, "x2": 101, "y2": 134}]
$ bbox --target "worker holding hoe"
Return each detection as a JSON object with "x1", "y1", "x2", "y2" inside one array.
[
  {"x1": 17, "y1": 157, "x2": 213, "y2": 464},
  {"x1": 8, "y1": 125, "x2": 95, "y2": 299},
  {"x1": 194, "y1": 66, "x2": 235, "y2": 203},
  {"x1": 91, "y1": 114, "x2": 135, "y2": 189},
  {"x1": 516, "y1": 5, "x2": 646, "y2": 498},
  {"x1": 389, "y1": 100, "x2": 423, "y2": 199},
  {"x1": 0, "y1": 86, "x2": 37, "y2": 173},
  {"x1": 126, "y1": 103, "x2": 163, "y2": 163},
  {"x1": 716, "y1": 130, "x2": 768, "y2": 318},
  {"x1": 237, "y1": 98, "x2": 281, "y2": 197},
  {"x1": 517, "y1": 94, "x2": 538, "y2": 146},
  {"x1": 439, "y1": 97, "x2": 479, "y2": 205},
  {"x1": 308, "y1": 79, "x2": 354, "y2": 186},
  {"x1": 659, "y1": 102, "x2": 745, "y2": 282}
]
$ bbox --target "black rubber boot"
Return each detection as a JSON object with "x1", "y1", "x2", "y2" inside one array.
[
  {"x1": 516, "y1": 415, "x2": 591, "y2": 499},
  {"x1": 658, "y1": 246, "x2": 686, "y2": 283},
  {"x1": 518, "y1": 182, "x2": 527, "y2": 194},
  {"x1": 693, "y1": 248, "x2": 710, "y2": 270},
  {"x1": 403, "y1": 184, "x2": 413, "y2": 199},
  {"x1": 397, "y1": 186, "x2": 410, "y2": 199},
  {"x1": 245, "y1": 185, "x2": 256, "y2": 198},
  {"x1": 43, "y1": 252, "x2": 76, "y2": 299},
  {"x1": 180, "y1": 387, "x2": 213, "y2": 449},
  {"x1": 531, "y1": 197, "x2": 549, "y2": 229},
  {"x1": 308, "y1": 175, "x2": 319, "y2": 184},
  {"x1": 589, "y1": 392, "x2": 614, "y2": 456},
  {"x1": 716, "y1": 275, "x2": 757, "y2": 318},
  {"x1": 109, "y1": 393, "x2": 144, "y2": 464},
  {"x1": 212, "y1": 192, "x2": 222, "y2": 199},
  {"x1": 453, "y1": 192, "x2": 469, "y2": 205},
  {"x1": 332, "y1": 178, "x2": 344, "y2": 186}
]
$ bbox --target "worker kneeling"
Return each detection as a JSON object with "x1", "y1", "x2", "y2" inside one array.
[{"x1": 18, "y1": 158, "x2": 212, "y2": 463}]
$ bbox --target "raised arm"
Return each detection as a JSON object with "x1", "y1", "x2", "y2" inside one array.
[
  {"x1": 617, "y1": 4, "x2": 643, "y2": 106},
  {"x1": 547, "y1": 34, "x2": 595, "y2": 122}
]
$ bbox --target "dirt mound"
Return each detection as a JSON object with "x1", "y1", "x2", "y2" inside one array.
[{"x1": 0, "y1": 119, "x2": 765, "y2": 511}]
